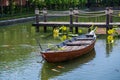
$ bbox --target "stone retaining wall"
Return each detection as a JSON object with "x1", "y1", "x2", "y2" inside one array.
[
  {"x1": 0, "y1": 15, "x2": 59, "y2": 27},
  {"x1": 0, "y1": 17, "x2": 35, "y2": 26}
]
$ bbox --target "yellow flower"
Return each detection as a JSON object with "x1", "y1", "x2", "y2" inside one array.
[
  {"x1": 107, "y1": 35, "x2": 114, "y2": 43},
  {"x1": 61, "y1": 35, "x2": 67, "y2": 41},
  {"x1": 107, "y1": 35, "x2": 113, "y2": 41},
  {"x1": 53, "y1": 29, "x2": 59, "y2": 34},
  {"x1": 107, "y1": 29, "x2": 114, "y2": 35},
  {"x1": 63, "y1": 35, "x2": 67, "y2": 39},
  {"x1": 62, "y1": 26, "x2": 67, "y2": 31},
  {"x1": 53, "y1": 33, "x2": 59, "y2": 38},
  {"x1": 108, "y1": 39, "x2": 114, "y2": 44},
  {"x1": 53, "y1": 28, "x2": 59, "y2": 38},
  {"x1": 78, "y1": 29, "x2": 82, "y2": 33}
]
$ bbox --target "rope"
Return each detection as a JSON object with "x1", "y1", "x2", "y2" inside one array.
[
  {"x1": 47, "y1": 10, "x2": 105, "y2": 15},
  {"x1": 47, "y1": 14, "x2": 69, "y2": 16},
  {"x1": 77, "y1": 13, "x2": 105, "y2": 16},
  {"x1": 114, "y1": 10, "x2": 120, "y2": 11},
  {"x1": 73, "y1": 14, "x2": 105, "y2": 18},
  {"x1": 40, "y1": 10, "x2": 120, "y2": 18},
  {"x1": 47, "y1": 10, "x2": 120, "y2": 14},
  {"x1": 48, "y1": 10, "x2": 69, "y2": 14},
  {"x1": 112, "y1": 15, "x2": 120, "y2": 17},
  {"x1": 79, "y1": 10, "x2": 105, "y2": 14},
  {"x1": 39, "y1": 13, "x2": 69, "y2": 16},
  {"x1": 48, "y1": 10, "x2": 105, "y2": 14}
]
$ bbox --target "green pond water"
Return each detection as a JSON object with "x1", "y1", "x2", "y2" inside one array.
[{"x1": 0, "y1": 21, "x2": 120, "y2": 80}]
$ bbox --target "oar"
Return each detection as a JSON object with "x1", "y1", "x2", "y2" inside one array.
[
  {"x1": 35, "y1": 38, "x2": 44, "y2": 63},
  {"x1": 36, "y1": 38, "x2": 43, "y2": 51}
]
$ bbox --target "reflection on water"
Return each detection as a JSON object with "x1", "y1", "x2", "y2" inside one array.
[
  {"x1": 0, "y1": 25, "x2": 36, "y2": 45},
  {"x1": 0, "y1": 23, "x2": 42, "y2": 80},
  {"x1": 0, "y1": 22, "x2": 120, "y2": 80},
  {"x1": 0, "y1": 23, "x2": 36, "y2": 63},
  {"x1": 97, "y1": 34, "x2": 119, "y2": 57},
  {"x1": 105, "y1": 35, "x2": 119, "y2": 57},
  {"x1": 106, "y1": 35, "x2": 114, "y2": 57},
  {"x1": 41, "y1": 49, "x2": 96, "y2": 80}
]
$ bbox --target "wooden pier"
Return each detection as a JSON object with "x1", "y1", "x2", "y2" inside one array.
[
  {"x1": 32, "y1": 22, "x2": 120, "y2": 28},
  {"x1": 32, "y1": 7, "x2": 120, "y2": 33}
]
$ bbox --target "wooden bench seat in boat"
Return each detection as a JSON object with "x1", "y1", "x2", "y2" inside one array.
[
  {"x1": 76, "y1": 38, "x2": 94, "y2": 41},
  {"x1": 65, "y1": 40, "x2": 92, "y2": 46},
  {"x1": 61, "y1": 45, "x2": 86, "y2": 51},
  {"x1": 85, "y1": 34, "x2": 94, "y2": 37}
]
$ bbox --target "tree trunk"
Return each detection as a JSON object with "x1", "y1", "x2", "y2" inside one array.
[
  {"x1": 87, "y1": 0, "x2": 91, "y2": 8},
  {"x1": 9, "y1": 0, "x2": 14, "y2": 15},
  {"x1": 20, "y1": 0, "x2": 22, "y2": 14}
]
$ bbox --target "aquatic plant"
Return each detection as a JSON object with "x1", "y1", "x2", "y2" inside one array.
[
  {"x1": 78, "y1": 29, "x2": 82, "y2": 34},
  {"x1": 107, "y1": 29, "x2": 115, "y2": 35},
  {"x1": 60, "y1": 35, "x2": 67, "y2": 41},
  {"x1": 53, "y1": 28, "x2": 59, "y2": 38},
  {"x1": 107, "y1": 25, "x2": 119, "y2": 44},
  {"x1": 61, "y1": 25, "x2": 67, "y2": 31},
  {"x1": 107, "y1": 35, "x2": 114, "y2": 44}
]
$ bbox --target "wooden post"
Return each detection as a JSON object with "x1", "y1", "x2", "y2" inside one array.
[
  {"x1": 69, "y1": 8, "x2": 73, "y2": 32},
  {"x1": 109, "y1": 7, "x2": 113, "y2": 29},
  {"x1": 43, "y1": 8, "x2": 47, "y2": 32},
  {"x1": 109, "y1": 7, "x2": 113, "y2": 23},
  {"x1": 105, "y1": 7, "x2": 110, "y2": 34},
  {"x1": 73, "y1": 7, "x2": 79, "y2": 33},
  {"x1": 35, "y1": 7, "x2": 40, "y2": 32}
]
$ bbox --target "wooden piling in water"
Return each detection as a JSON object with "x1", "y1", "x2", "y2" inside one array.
[
  {"x1": 74, "y1": 7, "x2": 79, "y2": 34},
  {"x1": 105, "y1": 7, "x2": 113, "y2": 34},
  {"x1": 109, "y1": 7, "x2": 113, "y2": 29},
  {"x1": 69, "y1": 8, "x2": 73, "y2": 32},
  {"x1": 109, "y1": 7, "x2": 113, "y2": 23},
  {"x1": 106, "y1": 7, "x2": 110, "y2": 34}
]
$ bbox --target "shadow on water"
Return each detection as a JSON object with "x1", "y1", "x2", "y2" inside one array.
[{"x1": 40, "y1": 49, "x2": 96, "y2": 80}]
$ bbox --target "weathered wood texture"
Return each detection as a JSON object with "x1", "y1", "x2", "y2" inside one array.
[{"x1": 32, "y1": 22, "x2": 120, "y2": 28}]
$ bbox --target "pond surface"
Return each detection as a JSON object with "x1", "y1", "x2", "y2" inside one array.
[{"x1": 0, "y1": 22, "x2": 120, "y2": 80}]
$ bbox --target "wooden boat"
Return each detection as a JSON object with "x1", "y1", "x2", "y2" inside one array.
[{"x1": 40, "y1": 30, "x2": 96, "y2": 63}]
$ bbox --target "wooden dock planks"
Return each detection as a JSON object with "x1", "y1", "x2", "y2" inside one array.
[{"x1": 32, "y1": 22, "x2": 120, "y2": 28}]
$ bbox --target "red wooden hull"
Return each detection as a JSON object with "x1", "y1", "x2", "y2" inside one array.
[{"x1": 41, "y1": 39, "x2": 96, "y2": 63}]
